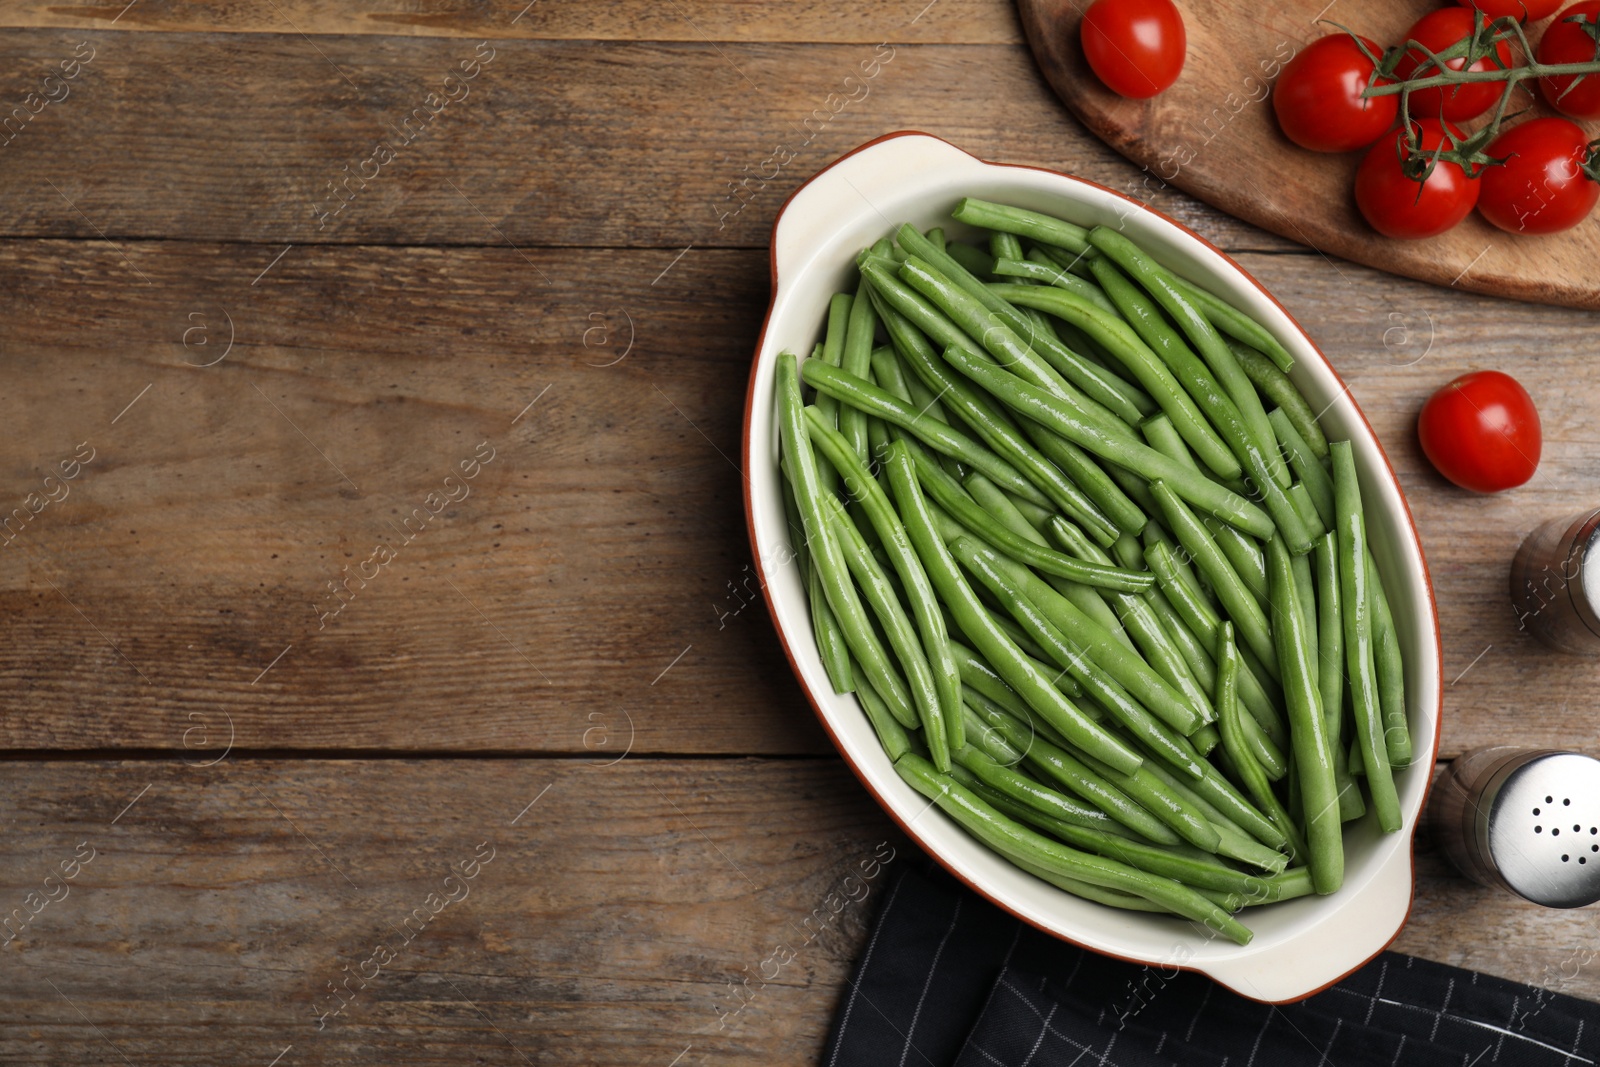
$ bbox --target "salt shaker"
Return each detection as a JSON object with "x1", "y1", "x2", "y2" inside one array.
[
  {"x1": 1429, "y1": 746, "x2": 1600, "y2": 908},
  {"x1": 1510, "y1": 507, "x2": 1600, "y2": 654}
]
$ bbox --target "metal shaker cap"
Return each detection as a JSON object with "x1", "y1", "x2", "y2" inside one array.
[
  {"x1": 1486, "y1": 753, "x2": 1600, "y2": 908},
  {"x1": 1579, "y1": 516, "x2": 1600, "y2": 640}
]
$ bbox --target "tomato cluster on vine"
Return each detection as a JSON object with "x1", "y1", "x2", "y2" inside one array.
[{"x1": 1273, "y1": 2, "x2": 1600, "y2": 239}]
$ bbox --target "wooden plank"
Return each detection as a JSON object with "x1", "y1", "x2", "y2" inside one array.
[
  {"x1": 0, "y1": 759, "x2": 905, "y2": 1066},
  {"x1": 1232, "y1": 251, "x2": 1600, "y2": 761},
  {"x1": 0, "y1": 238, "x2": 1586, "y2": 756},
  {"x1": 0, "y1": 31, "x2": 1292, "y2": 251},
  {"x1": 0, "y1": 240, "x2": 829, "y2": 754},
  {"x1": 1017, "y1": 0, "x2": 1600, "y2": 310},
  {"x1": 0, "y1": 0, "x2": 1021, "y2": 44},
  {"x1": 0, "y1": 759, "x2": 1594, "y2": 1066}
]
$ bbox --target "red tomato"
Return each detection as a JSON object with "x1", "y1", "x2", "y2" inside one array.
[
  {"x1": 1457, "y1": 0, "x2": 1563, "y2": 18},
  {"x1": 1479, "y1": 117, "x2": 1599, "y2": 233},
  {"x1": 1273, "y1": 35, "x2": 1398, "y2": 153},
  {"x1": 1417, "y1": 371, "x2": 1541, "y2": 493},
  {"x1": 1355, "y1": 120, "x2": 1481, "y2": 238},
  {"x1": 1081, "y1": 0, "x2": 1186, "y2": 99},
  {"x1": 1396, "y1": 8, "x2": 1516, "y2": 121},
  {"x1": 1538, "y1": 2, "x2": 1600, "y2": 119}
]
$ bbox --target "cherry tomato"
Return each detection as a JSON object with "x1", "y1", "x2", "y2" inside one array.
[
  {"x1": 1479, "y1": 117, "x2": 1599, "y2": 233},
  {"x1": 1417, "y1": 371, "x2": 1541, "y2": 493},
  {"x1": 1457, "y1": 0, "x2": 1564, "y2": 18},
  {"x1": 1396, "y1": 8, "x2": 1516, "y2": 121},
  {"x1": 1538, "y1": 2, "x2": 1600, "y2": 119},
  {"x1": 1081, "y1": 0, "x2": 1186, "y2": 99},
  {"x1": 1273, "y1": 35, "x2": 1398, "y2": 153},
  {"x1": 1355, "y1": 120, "x2": 1481, "y2": 238}
]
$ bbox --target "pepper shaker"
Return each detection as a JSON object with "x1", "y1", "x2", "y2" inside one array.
[
  {"x1": 1510, "y1": 507, "x2": 1600, "y2": 654},
  {"x1": 1429, "y1": 746, "x2": 1600, "y2": 908}
]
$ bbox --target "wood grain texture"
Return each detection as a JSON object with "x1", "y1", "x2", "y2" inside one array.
[
  {"x1": 0, "y1": 31, "x2": 1294, "y2": 252},
  {"x1": 0, "y1": 760, "x2": 905, "y2": 1066},
  {"x1": 0, "y1": 759, "x2": 1597, "y2": 1067},
  {"x1": 0, "y1": 240, "x2": 829, "y2": 754},
  {"x1": 1, "y1": 238, "x2": 1588, "y2": 758},
  {"x1": 0, "y1": 0, "x2": 1021, "y2": 44},
  {"x1": 1017, "y1": 0, "x2": 1600, "y2": 310}
]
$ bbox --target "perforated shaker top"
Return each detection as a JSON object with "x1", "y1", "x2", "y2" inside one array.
[{"x1": 1488, "y1": 753, "x2": 1600, "y2": 908}]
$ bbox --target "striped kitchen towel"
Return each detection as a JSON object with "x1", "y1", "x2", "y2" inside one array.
[{"x1": 823, "y1": 862, "x2": 1600, "y2": 1066}]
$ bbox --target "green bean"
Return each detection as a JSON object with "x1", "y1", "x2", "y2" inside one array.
[
  {"x1": 1215, "y1": 624, "x2": 1306, "y2": 860},
  {"x1": 820, "y1": 491, "x2": 949, "y2": 770},
  {"x1": 1266, "y1": 533, "x2": 1343, "y2": 893},
  {"x1": 950, "y1": 197, "x2": 1097, "y2": 257},
  {"x1": 1168, "y1": 274, "x2": 1296, "y2": 375},
  {"x1": 992, "y1": 256, "x2": 1123, "y2": 315},
  {"x1": 1230, "y1": 341, "x2": 1327, "y2": 458},
  {"x1": 1046, "y1": 516, "x2": 1218, "y2": 722},
  {"x1": 951, "y1": 533, "x2": 1208, "y2": 739},
  {"x1": 1140, "y1": 413, "x2": 1270, "y2": 607},
  {"x1": 1072, "y1": 748, "x2": 1224, "y2": 852},
  {"x1": 893, "y1": 254, "x2": 1151, "y2": 476},
  {"x1": 906, "y1": 446, "x2": 1149, "y2": 591},
  {"x1": 852, "y1": 659, "x2": 911, "y2": 761},
  {"x1": 1139, "y1": 580, "x2": 1286, "y2": 755},
  {"x1": 808, "y1": 410, "x2": 965, "y2": 754},
  {"x1": 953, "y1": 535, "x2": 1207, "y2": 782},
  {"x1": 1131, "y1": 756, "x2": 1289, "y2": 871},
  {"x1": 883, "y1": 441, "x2": 1145, "y2": 774},
  {"x1": 1288, "y1": 483, "x2": 1329, "y2": 543},
  {"x1": 800, "y1": 357, "x2": 1046, "y2": 506},
  {"x1": 894, "y1": 227, "x2": 1151, "y2": 425},
  {"x1": 1141, "y1": 517, "x2": 1218, "y2": 609},
  {"x1": 1150, "y1": 480, "x2": 1277, "y2": 672},
  {"x1": 950, "y1": 640, "x2": 1035, "y2": 720},
  {"x1": 1292, "y1": 547, "x2": 1319, "y2": 691},
  {"x1": 925, "y1": 226, "x2": 945, "y2": 250},
  {"x1": 819, "y1": 292, "x2": 852, "y2": 414},
  {"x1": 1090, "y1": 250, "x2": 1289, "y2": 492},
  {"x1": 1269, "y1": 408, "x2": 1335, "y2": 529},
  {"x1": 956, "y1": 485, "x2": 1135, "y2": 651},
  {"x1": 1332, "y1": 442, "x2": 1401, "y2": 832},
  {"x1": 1001, "y1": 491, "x2": 1056, "y2": 533},
  {"x1": 777, "y1": 352, "x2": 917, "y2": 727},
  {"x1": 1013, "y1": 418, "x2": 1146, "y2": 540},
  {"x1": 976, "y1": 748, "x2": 1264, "y2": 892},
  {"x1": 904, "y1": 756, "x2": 1252, "y2": 942},
  {"x1": 782, "y1": 469, "x2": 853, "y2": 695},
  {"x1": 964, "y1": 682, "x2": 1072, "y2": 752},
  {"x1": 1314, "y1": 532, "x2": 1366, "y2": 822},
  {"x1": 962, "y1": 700, "x2": 1181, "y2": 846},
  {"x1": 808, "y1": 561, "x2": 856, "y2": 696},
  {"x1": 861, "y1": 262, "x2": 1121, "y2": 537},
  {"x1": 1367, "y1": 554, "x2": 1411, "y2": 768},
  {"x1": 954, "y1": 743, "x2": 1116, "y2": 829},
  {"x1": 870, "y1": 346, "x2": 947, "y2": 427},
  {"x1": 988, "y1": 228, "x2": 1026, "y2": 264},
  {"x1": 939, "y1": 343, "x2": 1276, "y2": 539},
  {"x1": 1189, "y1": 723, "x2": 1220, "y2": 756},
  {"x1": 839, "y1": 278, "x2": 878, "y2": 464},
  {"x1": 1086, "y1": 238, "x2": 1311, "y2": 554},
  {"x1": 987, "y1": 282, "x2": 1240, "y2": 481},
  {"x1": 948, "y1": 758, "x2": 1125, "y2": 838},
  {"x1": 946, "y1": 240, "x2": 996, "y2": 278},
  {"x1": 1253, "y1": 866, "x2": 1316, "y2": 905}
]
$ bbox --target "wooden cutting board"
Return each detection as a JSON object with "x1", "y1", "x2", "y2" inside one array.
[{"x1": 1017, "y1": 0, "x2": 1600, "y2": 310}]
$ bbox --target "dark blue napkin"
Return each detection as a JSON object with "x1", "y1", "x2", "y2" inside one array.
[{"x1": 823, "y1": 862, "x2": 1600, "y2": 1067}]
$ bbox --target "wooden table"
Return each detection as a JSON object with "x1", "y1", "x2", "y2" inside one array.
[{"x1": 1, "y1": 3, "x2": 1597, "y2": 1063}]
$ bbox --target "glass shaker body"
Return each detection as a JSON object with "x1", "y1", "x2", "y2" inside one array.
[
  {"x1": 1430, "y1": 746, "x2": 1600, "y2": 908},
  {"x1": 1510, "y1": 508, "x2": 1600, "y2": 654}
]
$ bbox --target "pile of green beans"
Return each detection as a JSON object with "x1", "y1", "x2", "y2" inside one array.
[{"x1": 774, "y1": 198, "x2": 1412, "y2": 946}]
